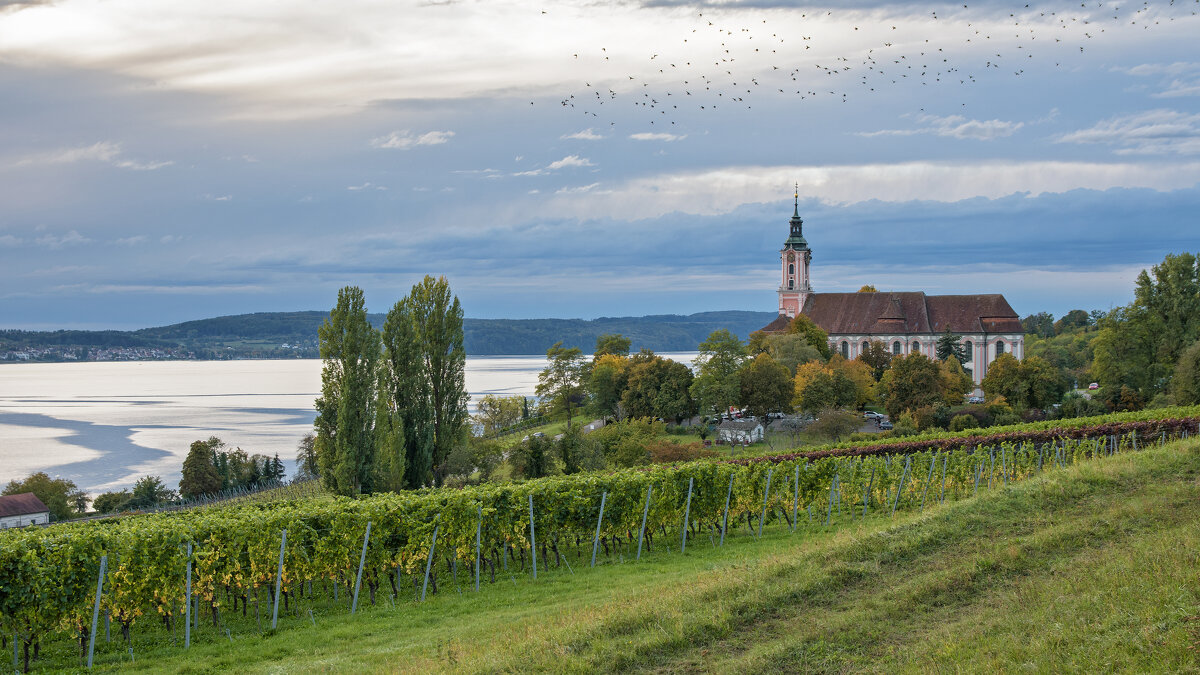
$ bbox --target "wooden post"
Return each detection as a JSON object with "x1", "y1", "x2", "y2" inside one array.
[
  {"x1": 528, "y1": 495, "x2": 537, "y2": 580},
  {"x1": 421, "y1": 523, "x2": 439, "y2": 602},
  {"x1": 351, "y1": 521, "x2": 370, "y2": 614},
  {"x1": 591, "y1": 491, "x2": 607, "y2": 567},
  {"x1": 919, "y1": 454, "x2": 936, "y2": 510},
  {"x1": 791, "y1": 465, "x2": 800, "y2": 532},
  {"x1": 825, "y1": 472, "x2": 838, "y2": 526},
  {"x1": 636, "y1": 485, "x2": 653, "y2": 560},
  {"x1": 185, "y1": 543, "x2": 192, "y2": 649},
  {"x1": 1002, "y1": 448, "x2": 1008, "y2": 486},
  {"x1": 475, "y1": 506, "x2": 482, "y2": 592},
  {"x1": 758, "y1": 468, "x2": 773, "y2": 537},
  {"x1": 681, "y1": 478, "x2": 694, "y2": 552},
  {"x1": 720, "y1": 475, "x2": 733, "y2": 545},
  {"x1": 939, "y1": 454, "x2": 947, "y2": 505},
  {"x1": 87, "y1": 555, "x2": 106, "y2": 669},
  {"x1": 272, "y1": 529, "x2": 287, "y2": 628}
]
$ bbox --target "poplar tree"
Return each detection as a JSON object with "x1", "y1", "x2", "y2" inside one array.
[
  {"x1": 379, "y1": 296, "x2": 430, "y2": 488},
  {"x1": 408, "y1": 275, "x2": 469, "y2": 486},
  {"x1": 314, "y1": 286, "x2": 381, "y2": 496}
]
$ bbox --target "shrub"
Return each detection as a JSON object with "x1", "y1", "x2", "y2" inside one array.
[
  {"x1": 949, "y1": 414, "x2": 979, "y2": 431},
  {"x1": 646, "y1": 440, "x2": 717, "y2": 464}
]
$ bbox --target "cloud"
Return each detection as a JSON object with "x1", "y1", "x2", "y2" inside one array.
[
  {"x1": 859, "y1": 114, "x2": 1023, "y2": 140},
  {"x1": 370, "y1": 130, "x2": 455, "y2": 150},
  {"x1": 1056, "y1": 110, "x2": 1200, "y2": 155},
  {"x1": 115, "y1": 235, "x2": 148, "y2": 246},
  {"x1": 562, "y1": 129, "x2": 605, "y2": 140},
  {"x1": 35, "y1": 230, "x2": 90, "y2": 249},
  {"x1": 555, "y1": 183, "x2": 600, "y2": 194},
  {"x1": 347, "y1": 182, "x2": 387, "y2": 191},
  {"x1": 546, "y1": 155, "x2": 593, "y2": 170},
  {"x1": 629, "y1": 132, "x2": 686, "y2": 142},
  {"x1": 7, "y1": 141, "x2": 171, "y2": 171},
  {"x1": 0, "y1": 234, "x2": 21, "y2": 247}
]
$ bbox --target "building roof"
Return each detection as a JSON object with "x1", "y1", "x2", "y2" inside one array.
[
  {"x1": 758, "y1": 314, "x2": 792, "y2": 333},
  {"x1": 0, "y1": 492, "x2": 50, "y2": 518},
  {"x1": 718, "y1": 419, "x2": 763, "y2": 431},
  {"x1": 759, "y1": 292, "x2": 1023, "y2": 335}
]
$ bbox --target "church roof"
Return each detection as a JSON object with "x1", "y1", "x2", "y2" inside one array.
[
  {"x1": 759, "y1": 292, "x2": 1023, "y2": 335},
  {"x1": 758, "y1": 314, "x2": 792, "y2": 333}
]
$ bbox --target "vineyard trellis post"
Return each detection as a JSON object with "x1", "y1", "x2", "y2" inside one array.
[
  {"x1": 272, "y1": 529, "x2": 287, "y2": 628},
  {"x1": 475, "y1": 505, "x2": 482, "y2": 592},
  {"x1": 421, "y1": 522, "x2": 439, "y2": 602},
  {"x1": 720, "y1": 475, "x2": 733, "y2": 545},
  {"x1": 87, "y1": 554, "x2": 106, "y2": 669},
  {"x1": 681, "y1": 478, "x2": 694, "y2": 553},
  {"x1": 939, "y1": 454, "x2": 947, "y2": 505},
  {"x1": 185, "y1": 542, "x2": 192, "y2": 648},
  {"x1": 591, "y1": 491, "x2": 607, "y2": 568},
  {"x1": 637, "y1": 485, "x2": 652, "y2": 560},
  {"x1": 825, "y1": 472, "x2": 838, "y2": 527},
  {"x1": 758, "y1": 467, "x2": 773, "y2": 537},
  {"x1": 528, "y1": 495, "x2": 537, "y2": 580},
  {"x1": 920, "y1": 454, "x2": 936, "y2": 511},
  {"x1": 351, "y1": 521, "x2": 370, "y2": 615},
  {"x1": 892, "y1": 456, "x2": 911, "y2": 517},
  {"x1": 863, "y1": 468, "x2": 875, "y2": 518},
  {"x1": 792, "y1": 465, "x2": 800, "y2": 532}
]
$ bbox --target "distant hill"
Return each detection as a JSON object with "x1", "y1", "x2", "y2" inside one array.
[{"x1": 0, "y1": 310, "x2": 778, "y2": 361}]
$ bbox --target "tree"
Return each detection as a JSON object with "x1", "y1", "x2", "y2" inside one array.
[
  {"x1": 593, "y1": 333, "x2": 631, "y2": 358},
  {"x1": 795, "y1": 369, "x2": 856, "y2": 414},
  {"x1": 981, "y1": 354, "x2": 1063, "y2": 409},
  {"x1": 179, "y1": 436, "x2": 223, "y2": 499},
  {"x1": 380, "y1": 292, "x2": 433, "y2": 489},
  {"x1": 763, "y1": 333, "x2": 822, "y2": 375},
  {"x1": 537, "y1": 342, "x2": 587, "y2": 429},
  {"x1": 858, "y1": 340, "x2": 892, "y2": 380},
  {"x1": 1021, "y1": 312, "x2": 1056, "y2": 338},
  {"x1": 1171, "y1": 339, "x2": 1200, "y2": 405},
  {"x1": 2, "y1": 472, "x2": 85, "y2": 521},
  {"x1": 690, "y1": 329, "x2": 748, "y2": 417},
  {"x1": 294, "y1": 433, "x2": 320, "y2": 481},
  {"x1": 808, "y1": 409, "x2": 861, "y2": 440},
  {"x1": 125, "y1": 476, "x2": 175, "y2": 509},
  {"x1": 829, "y1": 355, "x2": 876, "y2": 408},
  {"x1": 786, "y1": 314, "x2": 831, "y2": 359},
  {"x1": 622, "y1": 354, "x2": 696, "y2": 422},
  {"x1": 935, "y1": 328, "x2": 968, "y2": 363},
  {"x1": 938, "y1": 357, "x2": 975, "y2": 406},
  {"x1": 880, "y1": 353, "x2": 944, "y2": 418},
  {"x1": 981, "y1": 353, "x2": 1024, "y2": 405},
  {"x1": 510, "y1": 434, "x2": 554, "y2": 479},
  {"x1": 314, "y1": 286, "x2": 382, "y2": 496},
  {"x1": 408, "y1": 275, "x2": 470, "y2": 486},
  {"x1": 587, "y1": 354, "x2": 629, "y2": 419},
  {"x1": 1054, "y1": 309, "x2": 1091, "y2": 334},
  {"x1": 92, "y1": 490, "x2": 131, "y2": 514},
  {"x1": 857, "y1": 284, "x2": 878, "y2": 292},
  {"x1": 738, "y1": 353, "x2": 794, "y2": 420},
  {"x1": 473, "y1": 394, "x2": 524, "y2": 435}
]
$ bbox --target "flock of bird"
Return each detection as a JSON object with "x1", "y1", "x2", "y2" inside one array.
[{"x1": 543, "y1": 1, "x2": 1198, "y2": 130}]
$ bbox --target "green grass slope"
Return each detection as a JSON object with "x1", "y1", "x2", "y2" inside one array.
[{"x1": 73, "y1": 439, "x2": 1200, "y2": 674}]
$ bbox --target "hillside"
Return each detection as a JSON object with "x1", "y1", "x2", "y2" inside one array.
[
  {"x1": 43, "y1": 438, "x2": 1200, "y2": 673},
  {"x1": 0, "y1": 310, "x2": 777, "y2": 361}
]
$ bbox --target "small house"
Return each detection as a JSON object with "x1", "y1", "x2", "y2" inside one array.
[
  {"x1": 717, "y1": 419, "x2": 764, "y2": 445},
  {"x1": 0, "y1": 493, "x2": 51, "y2": 529}
]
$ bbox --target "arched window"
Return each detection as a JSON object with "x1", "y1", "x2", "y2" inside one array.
[
  {"x1": 996, "y1": 341, "x2": 1005, "y2": 356},
  {"x1": 912, "y1": 341, "x2": 921, "y2": 354},
  {"x1": 892, "y1": 341, "x2": 902, "y2": 355},
  {"x1": 861, "y1": 341, "x2": 869, "y2": 355},
  {"x1": 963, "y1": 340, "x2": 973, "y2": 361},
  {"x1": 840, "y1": 341, "x2": 849, "y2": 358},
  {"x1": 788, "y1": 263, "x2": 794, "y2": 275}
]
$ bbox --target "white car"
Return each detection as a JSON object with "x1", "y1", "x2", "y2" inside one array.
[{"x1": 863, "y1": 411, "x2": 883, "y2": 420}]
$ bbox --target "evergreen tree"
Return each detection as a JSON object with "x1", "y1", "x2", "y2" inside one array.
[
  {"x1": 935, "y1": 328, "x2": 968, "y2": 363},
  {"x1": 179, "y1": 437, "x2": 223, "y2": 499},
  {"x1": 314, "y1": 286, "x2": 382, "y2": 496},
  {"x1": 294, "y1": 433, "x2": 320, "y2": 481}
]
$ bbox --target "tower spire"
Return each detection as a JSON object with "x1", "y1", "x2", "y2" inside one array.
[{"x1": 793, "y1": 182, "x2": 799, "y2": 217}]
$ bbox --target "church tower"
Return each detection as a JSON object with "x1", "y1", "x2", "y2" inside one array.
[{"x1": 778, "y1": 186, "x2": 812, "y2": 317}]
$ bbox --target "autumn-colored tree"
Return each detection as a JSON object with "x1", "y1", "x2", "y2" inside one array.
[
  {"x1": 857, "y1": 284, "x2": 878, "y2": 292},
  {"x1": 593, "y1": 333, "x2": 632, "y2": 358},
  {"x1": 981, "y1": 354, "x2": 1064, "y2": 409},
  {"x1": 786, "y1": 314, "x2": 831, "y2": 359},
  {"x1": 938, "y1": 358, "x2": 974, "y2": 407},
  {"x1": 857, "y1": 340, "x2": 892, "y2": 380},
  {"x1": 880, "y1": 352, "x2": 945, "y2": 419},
  {"x1": 830, "y1": 354, "x2": 877, "y2": 408}
]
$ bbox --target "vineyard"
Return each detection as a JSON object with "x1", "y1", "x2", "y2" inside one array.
[{"x1": 1, "y1": 406, "x2": 1198, "y2": 671}]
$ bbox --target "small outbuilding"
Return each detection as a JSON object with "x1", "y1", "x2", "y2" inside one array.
[
  {"x1": 717, "y1": 419, "x2": 764, "y2": 445},
  {"x1": 0, "y1": 492, "x2": 51, "y2": 529}
]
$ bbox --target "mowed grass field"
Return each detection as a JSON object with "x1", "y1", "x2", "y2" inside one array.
[{"x1": 75, "y1": 439, "x2": 1200, "y2": 674}]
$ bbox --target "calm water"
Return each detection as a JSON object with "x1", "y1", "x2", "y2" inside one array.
[{"x1": 0, "y1": 354, "x2": 695, "y2": 494}]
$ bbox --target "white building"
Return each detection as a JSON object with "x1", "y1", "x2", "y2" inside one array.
[
  {"x1": 718, "y1": 420, "x2": 764, "y2": 444},
  {"x1": 762, "y1": 192, "x2": 1024, "y2": 386},
  {"x1": 0, "y1": 493, "x2": 51, "y2": 529}
]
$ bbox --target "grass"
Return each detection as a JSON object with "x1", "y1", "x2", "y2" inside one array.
[{"x1": 48, "y1": 437, "x2": 1200, "y2": 673}]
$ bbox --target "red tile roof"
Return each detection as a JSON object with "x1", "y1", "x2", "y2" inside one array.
[
  {"x1": 757, "y1": 314, "x2": 792, "y2": 333},
  {"x1": 758, "y1": 292, "x2": 1022, "y2": 335},
  {"x1": 0, "y1": 492, "x2": 50, "y2": 518}
]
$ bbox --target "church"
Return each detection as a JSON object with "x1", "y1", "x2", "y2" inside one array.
[{"x1": 759, "y1": 193, "x2": 1024, "y2": 386}]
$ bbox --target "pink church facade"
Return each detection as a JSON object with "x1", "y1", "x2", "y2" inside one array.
[{"x1": 762, "y1": 195, "x2": 1024, "y2": 388}]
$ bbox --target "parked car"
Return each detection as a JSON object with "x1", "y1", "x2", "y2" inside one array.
[
  {"x1": 966, "y1": 395, "x2": 984, "y2": 404},
  {"x1": 863, "y1": 411, "x2": 883, "y2": 420},
  {"x1": 1088, "y1": 382, "x2": 1099, "y2": 390},
  {"x1": 879, "y1": 420, "x2": 894, "y2": 430}
]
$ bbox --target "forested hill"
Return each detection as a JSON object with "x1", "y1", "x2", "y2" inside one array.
[{"x1": 0, "y1": 310, "x2": 777, "y2": 361}]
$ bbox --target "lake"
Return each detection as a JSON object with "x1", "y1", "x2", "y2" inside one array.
[{"x1": 0, "y1": 354, "x2": 696, "y2": 494}]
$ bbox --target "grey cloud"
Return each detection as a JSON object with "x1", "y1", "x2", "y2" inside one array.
[
  {"x1": 1057, "y1": 110, "x2": 1200, "y2": 155},
  {"x1": 859, "y1": 114, "x2": 1023, "y2": 140}
]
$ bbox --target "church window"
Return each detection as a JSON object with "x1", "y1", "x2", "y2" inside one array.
[
  {"x1": 996, "y1": 341, "x2": 1005, "y2": 356},
  {"x1": 892, "y1": 341, "x2": 901, "y2": 355},
  {"x1": 912, "y1": 341, "x2": 920, "y2": 354},
  {"x1": 788, "y1": 263, "x2": 794, "y2": 275},
  {"x1": 963, "y1": 341, "x2": 973, "y2": 361},
  {"x1": 840, "y1": 341, "x2": 849, "y2": 358},
  {"x1": 862, "y1": 341, "x2": 869, "y2": 354}
]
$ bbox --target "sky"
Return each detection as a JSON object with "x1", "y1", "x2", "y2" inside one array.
[{"x1": 1, "y1": 0, "x2": 1198, "y2": 329}]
